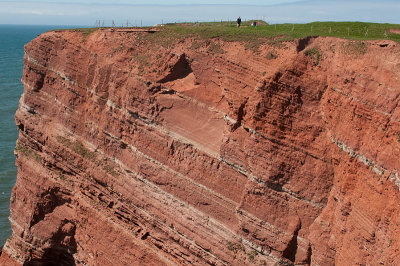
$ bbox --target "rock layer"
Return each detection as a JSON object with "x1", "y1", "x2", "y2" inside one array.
[{"x1": 1, "y1": 29, "x2": 400, "y2": 265}]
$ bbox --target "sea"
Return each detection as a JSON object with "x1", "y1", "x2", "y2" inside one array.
[{"x1": 0, "y1": 24, "x2": 80, "y2": 247}]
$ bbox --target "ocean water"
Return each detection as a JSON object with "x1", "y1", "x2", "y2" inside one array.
[{"x1": 0, "y1": 25, "x2": 80, "y2": 247}]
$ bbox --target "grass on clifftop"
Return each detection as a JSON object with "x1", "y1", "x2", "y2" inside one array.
[
  {"x1": 140, "y1": 21, "x2": 400, "y2": 46},
  {"x1": 68, "y1": 21, "x2": 400, "y2": 48}
]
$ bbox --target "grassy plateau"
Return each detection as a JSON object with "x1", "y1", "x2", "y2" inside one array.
[
  {"x1": 157, "y1": 21, "x2": 400, "y2": 42},
  {"x1": 69, "y1": 21, "x2": 400, "y2": 48}
]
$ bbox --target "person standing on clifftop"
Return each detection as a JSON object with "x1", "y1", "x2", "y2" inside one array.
[{"x1": 237, "y1": 16, "x2": 241, "y2": 27}]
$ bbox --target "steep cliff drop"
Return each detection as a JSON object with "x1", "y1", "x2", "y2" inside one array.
[{"x1": 1, "y1": 28, "x2": 400, "y2": 265}]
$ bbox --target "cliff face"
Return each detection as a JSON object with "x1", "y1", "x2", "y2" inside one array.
[{"x1": 1, "y1": 28, "x2": 400, "y2": 265}]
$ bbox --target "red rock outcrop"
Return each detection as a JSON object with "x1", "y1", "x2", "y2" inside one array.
[{"x1": 1, "y1": 28, "x2": 400, "y2": 265}]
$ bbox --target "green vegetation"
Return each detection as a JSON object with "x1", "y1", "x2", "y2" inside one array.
[
  {"x1": 58, "y1": 20, "x2": 400, "y2": 49},
  {"x1": 131, "y1": 54, "x2": 151, "y2": 74},
  {"x1": 58, "y1": 172, "x2": 66, "y2": 181},
  {"x1": 15, "y1": 142, "x2": 42, "y2": 162},
  {"x1": 340, "y1": 146, "x2": 344, "y2": 152},
  {"x1": 190, "y1": 40, "x2": 204, "y2": 50},
  {"x1": 62, "y1": 21, "x2": 400, "y2": 51},
  {"x1": 54, "y1": 27, "x2": 101, "y2": 40},
  {"x1": 110, "y1": 44, "x2": 126, "y2": 55},
  {"x1": 55, "y1": 27, "x2": 105, "y2": 40},
  {"x1": 227, "y1": 241, "x2": 245, "y2": 254},
  {"x1": 304, "y1": 47, "x2": 321, "y2": 66},
  {"x1": 278, "y1": 260, "x2": 292, "y2": 266},
  {"x1": 81, "y1": 28, "x2": 98, "y2": 37},
  {"x1": 56, "y1": 135, "x2": 71, "y2": 145},
  {"x1": 248, "y1": 249, "x2": 258, "y2": 261},
  {"x1": 56, "y1": 136, "x2": 96, "y2": 160},
  {"x1": 73, "y1": 141, "x2": 96, "y2": 160},
  {"x1": 91, "y1": 199, "x2": 108, "y2": 207},
  {"x1": 57, "y1": 136, "x2": 120, "y2": 176},
  {"x1": 342, "y1": 40, "x2": 368, "y2": 55},
  {"x1": 103, "y1": 164, "x2": 118, "y2": 177},
  {"x1": 398, "y1": 133, "x2": 400, "y2": 143},
  {"x1": 140, "y1": 21, "x2": 400, "y2": 47},
  {"x1": 207, "y1": 42, "x2": 225, "y2": 54},
  {"x1": 244, "y1": 38, "x2": 266, "y2": 53}
]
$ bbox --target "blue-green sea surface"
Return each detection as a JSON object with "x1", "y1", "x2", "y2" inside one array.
[{"x1": 0, "y1": 24, "x2": 80, "y2": 247}]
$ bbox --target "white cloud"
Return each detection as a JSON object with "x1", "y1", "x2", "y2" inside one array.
[{"x1": 18, "y1": 9, "x2": 46, "y2": 15}]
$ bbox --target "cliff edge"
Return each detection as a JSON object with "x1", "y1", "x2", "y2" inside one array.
[{"x1": 1, "y1": 27, "x2": 400, "y2": 265}]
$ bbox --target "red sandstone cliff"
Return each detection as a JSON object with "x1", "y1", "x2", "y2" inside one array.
[{"x1": 1, "y1": 28, "x2": 400, "y2": 265}]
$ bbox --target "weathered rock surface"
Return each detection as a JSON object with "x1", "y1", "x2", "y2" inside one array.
[{"x1": 1, "y1": 29, "x2": 400, "y2": 265}]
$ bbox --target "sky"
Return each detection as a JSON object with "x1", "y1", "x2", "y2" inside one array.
[{"x1": 0, "y1": 0, "x2": 400, "y2": 26}]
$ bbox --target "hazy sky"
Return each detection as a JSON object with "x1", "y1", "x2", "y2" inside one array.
[
  {"x1": 0, "y1": 0, "x2": 399, "y2": 26},
  {"x1": 0, "y1": 0, "x2": 305, "y2": 5}
]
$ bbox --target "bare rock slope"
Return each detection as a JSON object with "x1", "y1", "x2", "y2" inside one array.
[{"x1": 1, "y1": 28, "x2": 400, "y2": 265}]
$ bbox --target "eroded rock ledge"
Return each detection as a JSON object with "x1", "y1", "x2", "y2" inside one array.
[{"x1": 1, "y1": 29, "x2": 400, "y2": 265}]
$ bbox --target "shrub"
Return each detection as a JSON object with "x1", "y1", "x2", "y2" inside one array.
[
  {"x1": 342, "y1": 41, "x2": 367, "y2": 55},
  {"x1": 304, "y1": 47, "x2": 321, "y2": 66},
  {"x1": 248, "y1": 249, "x2": 258, "y2": 261}
]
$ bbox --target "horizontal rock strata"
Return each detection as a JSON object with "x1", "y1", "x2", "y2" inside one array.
[{"x1": 1, "y1": 29, "x2": 400, "y2": 265}]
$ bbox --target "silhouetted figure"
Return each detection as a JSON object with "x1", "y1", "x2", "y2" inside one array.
[{"x1": 237, "y1": 16, "x2": 241, "y2": 27}]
